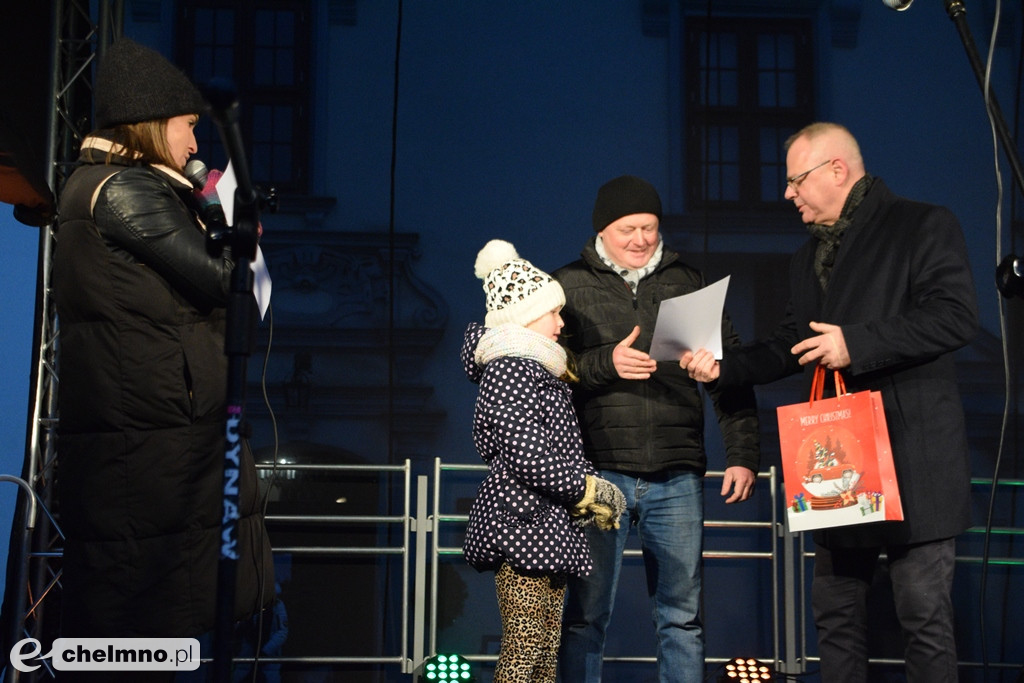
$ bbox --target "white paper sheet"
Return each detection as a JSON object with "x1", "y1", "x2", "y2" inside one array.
[
  {"x1": 215, "y1": 161, "x2": 271, "y2": 321},
  {"x1": 215, "y1": 161, "x2": 237, "y2": 226},
  {"x1": 648, "y1": 275, "x2": 730, "y2": 361},
  {"x1": 251, "y1": 246, "x2": 272, "y2": 321}
]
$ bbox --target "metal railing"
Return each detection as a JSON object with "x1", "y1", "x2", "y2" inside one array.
[
  {"x1": 788, "y1": 477, "x2": 1024, "y2": 678},
  {"x1": 253, "y1": 460, "x2": 415, "y2": 673},
  {"x1": 422, "y1": 459, "x2": 782, "y2": 674},
  {"x1": 7, "y1": 459, "x2": 1022, "y2": 681}
]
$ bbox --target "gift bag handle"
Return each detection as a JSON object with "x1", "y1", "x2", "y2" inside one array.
[{"x1": 809, "y1": 364, "x2": 847, "y2": 405}]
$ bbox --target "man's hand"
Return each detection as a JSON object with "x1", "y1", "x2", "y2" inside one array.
[
  {"x1": 680, "y1": 348, "x2": 720, "y2": 382},
  {"x1": 721, "y1": 466, "x2": 756, "y2": 503},
  {"x1": 613, "y1": 326, "x2": 657, "y2": 380},
  {"x1": 790, "y1": 321, "x2": 850, "y2": 369}
]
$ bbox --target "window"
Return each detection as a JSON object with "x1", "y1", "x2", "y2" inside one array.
[
  {"x1": 685, "y1": 17, "x2": 814, "y2": 210},
  {"x1": 177, "y1": 0, "x2": 311, "y2": 194}
]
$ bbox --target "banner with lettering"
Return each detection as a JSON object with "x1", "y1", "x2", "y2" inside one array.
[{"x1": 776, "y1": 367, "x2": 903, "y2": 533}]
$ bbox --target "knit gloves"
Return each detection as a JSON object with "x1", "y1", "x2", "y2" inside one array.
[
  {"x1": 572, "y1": 475, "x2": 626, "y2": 530},
  {"x1": 572, "y1": 475, "x2": 597, "y2": 516}
]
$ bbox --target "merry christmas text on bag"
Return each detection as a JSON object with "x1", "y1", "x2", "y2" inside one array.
[{"x1": 776, "y1": 365, "x2": 903, "y2": 533}]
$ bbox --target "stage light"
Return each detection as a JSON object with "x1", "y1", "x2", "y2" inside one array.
[
  {"x1": 421, "y1": 653, "x2": 475, "y2": 682},
  {"x1": 719, "y1": 656, "x2": 775, "y2": 682}
]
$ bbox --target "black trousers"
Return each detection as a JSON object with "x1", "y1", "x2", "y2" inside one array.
[{"x1": 811, "y1": 537, "x2": 958, "y2": 683}]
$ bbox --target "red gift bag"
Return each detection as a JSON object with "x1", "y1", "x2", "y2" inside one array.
[{"x1": 776, "y1": 365, "x2": 903, "y2": 533}]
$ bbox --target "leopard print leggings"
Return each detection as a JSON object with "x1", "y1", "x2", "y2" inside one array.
[{"x1": 493, "y1": 563, "x2": 567, "y2": 683}]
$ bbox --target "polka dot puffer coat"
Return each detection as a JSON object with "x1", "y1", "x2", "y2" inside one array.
[{"x1": 461, "y1": 323, "x2": 595, "y2": 576}]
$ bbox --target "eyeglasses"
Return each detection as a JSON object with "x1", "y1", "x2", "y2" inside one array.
[{"x1": 785, "y1": 159, "x2": 832, "y2": 190}]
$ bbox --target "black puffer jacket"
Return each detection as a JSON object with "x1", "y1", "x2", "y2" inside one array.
[
  {"x1": 552, "y1": 237, "x2": 759, "y2": 475},
  {"x1": 53, "y1": 137, "x2": 274, "y2": 638},
  {"x1": 460, "y1": 323, "x2": 594, "y2": 576}
]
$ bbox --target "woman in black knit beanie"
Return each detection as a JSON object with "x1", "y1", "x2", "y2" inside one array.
[{"x1": 53, "y1": 38, "x2": 273, "y2": 680}]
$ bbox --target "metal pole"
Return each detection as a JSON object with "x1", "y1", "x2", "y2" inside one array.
[{"x1": 411, "y1": 475, "x2": 430, "y2": 676}]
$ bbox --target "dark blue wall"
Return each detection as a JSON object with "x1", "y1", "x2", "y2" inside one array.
[{"x1": 3, "y1": 1, "x2": 1023, "y2": 681}]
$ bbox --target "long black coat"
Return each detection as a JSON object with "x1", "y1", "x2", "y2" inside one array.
[
  {"x1": 720, "y1": 178, "x2": 978, "y2": 547},
  {"x1": 53, "y1": 138, "x2": 274, "y2": 637}
]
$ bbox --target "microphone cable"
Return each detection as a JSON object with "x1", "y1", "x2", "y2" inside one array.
[
  {"x1": 979, "y1": 0, "x2": 1010, "y2": 678},
  {"x1": 1011, "y1": 16, "x2": 1024, "y2": 683},
  {"x1": 981, "y1": 1, "x2": 1004, "y2": 677},
  {"x1": 244, "y1": 299, "x2": 279, "y2": 683}
]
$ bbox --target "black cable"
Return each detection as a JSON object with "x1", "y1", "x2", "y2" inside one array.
[
  {"x1": 388, "y1": 0, "x2": 403, "y2": 468},
  {"x1": 700, "y1": 0, "x2": 713, "y2": 271},
  {"x1": 975, "y1": 1, "x2": 1008, "y2": 676},
  {"x1": 382, "y1": 0, "x2": 405, "y2": 671},
  {"x1": 246, "y1": 300, "x2": 279, "y2": 683},
  {"x1": 1008, "y1": 1, "x2": 1024, "y2": 676}
]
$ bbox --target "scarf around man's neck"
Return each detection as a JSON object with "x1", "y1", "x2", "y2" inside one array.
[
  {"x1": 595, "y1": 235, "x2": 664, "y2": 293},
  {"x1": 806, "y1": 173, "x2": 873, "y2": 292}
]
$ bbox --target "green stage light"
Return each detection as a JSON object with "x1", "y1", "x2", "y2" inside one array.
[{"x1": 421, "y1": 653, "x2": 475, "y2": 682}]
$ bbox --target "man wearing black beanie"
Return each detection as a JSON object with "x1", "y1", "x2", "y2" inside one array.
[{"x1": 554, "y1": 175, "x2": 760, "y2": 683}]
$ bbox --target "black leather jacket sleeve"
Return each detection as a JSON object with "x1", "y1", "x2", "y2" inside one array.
[{"x1": 94, "y1": 166, "x2": 234, "y2": 309}]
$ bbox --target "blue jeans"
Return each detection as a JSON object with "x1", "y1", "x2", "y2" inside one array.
[{"x1": 559, "y1": 470, "x2": 705, "y2": 683}]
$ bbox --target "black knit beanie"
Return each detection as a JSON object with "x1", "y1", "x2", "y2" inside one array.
[
  {"x1": 94, "y1": 38, "x2": 205, "y2": 129},
  {"x1": 591, "y1": 175, "x2": 663, "y2": 232}
]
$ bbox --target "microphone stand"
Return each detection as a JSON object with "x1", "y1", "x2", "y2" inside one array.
[
  {"x1": 944, "y1": 5, "x2": 1024, "y2": 682},
  {"x1": 945, "y1": 0, "x2": 1024, "y2": 197},
  {"x1": 202, "y1": 78, "x2": 261, "y2": 683},
  {"x1": 944, "y1": 0, "x2": 1024, "y2": 295}
]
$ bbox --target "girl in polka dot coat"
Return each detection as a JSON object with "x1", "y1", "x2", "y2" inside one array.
[
  {"x1": 462, "y1": 240, "x2": 625, "y2": 683},
  {"x1": 461, "y1": 320, "x2": 594, "y2": 576}
]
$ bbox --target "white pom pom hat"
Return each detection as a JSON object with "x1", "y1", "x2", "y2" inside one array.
[{"x1": 474, "y1": 239, "x2": 565, "y2": 328}]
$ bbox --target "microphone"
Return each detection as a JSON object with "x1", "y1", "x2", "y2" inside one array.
[
  {"x1": 184, "y1": 158, "x2": 209, "y2": 189},
  {"x1": 881, "y1": 0, "x2": 914, "y2": 9},
  {"x1": 184, "y1": 158, "x2": 229, "y2": 232}
]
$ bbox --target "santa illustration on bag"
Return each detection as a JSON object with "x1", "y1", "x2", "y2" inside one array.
[{"x1": 799, "y1": 433, "x2": 862, "y2": 502}]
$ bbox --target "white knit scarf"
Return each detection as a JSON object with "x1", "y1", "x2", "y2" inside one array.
[{"x1": 474, "y1": 324, "x2": 568, "y2": 379}]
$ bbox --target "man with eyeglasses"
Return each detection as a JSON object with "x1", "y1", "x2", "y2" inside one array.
[{"x1": 682, "y1": 122, "x2": 977, "y2": 683}]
